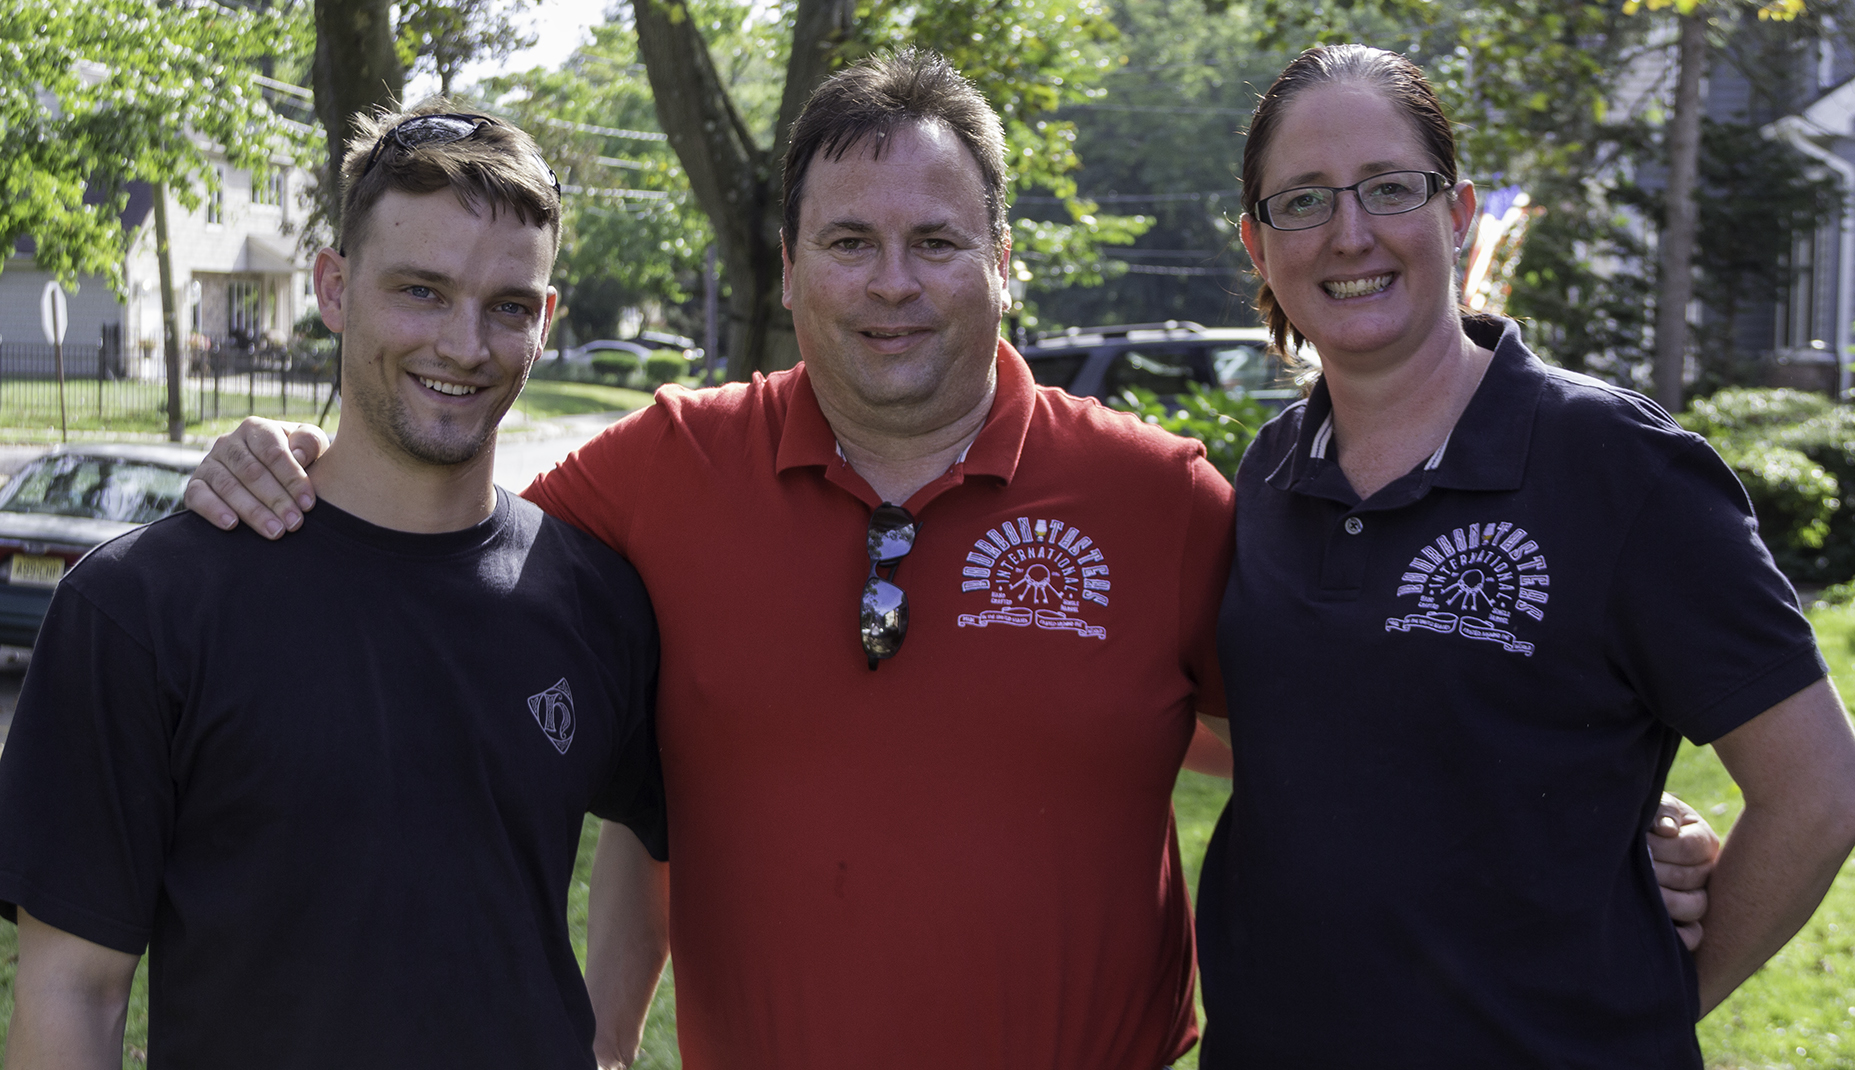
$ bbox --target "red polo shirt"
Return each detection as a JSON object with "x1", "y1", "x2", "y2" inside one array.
[{"x1": 526, "y1": 342, "x2": 1233, "y2": 1070}]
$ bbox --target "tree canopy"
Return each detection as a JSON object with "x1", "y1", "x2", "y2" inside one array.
[{"x1": 1, "y1": 0, "x2": 311, "y2": 292}]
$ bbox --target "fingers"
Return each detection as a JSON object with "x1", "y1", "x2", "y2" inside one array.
[
  {"x1": 1653, "y1": 857, "x2": 1711, "y2": 892},
  {"x1": 1660, "y1": 884, "x2": 1709, "y2": 925},
  {"x1": 1647, "y1": 791, "x2": 1722, "y2": 868},
  {"x1": 1674, "y1": 919, "x2": 1703, "y2": 952},
  {"x1": 184, "y1": 418, "x2": 324, "y2": 539}
]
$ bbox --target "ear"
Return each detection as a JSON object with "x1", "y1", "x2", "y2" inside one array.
[
  {"x1": 1449, "y1": 179, "x2": 1478, "y2": 253},
  {"x1": 781, "y1": 235, "x2": 795, "y2": 310},
  {"x1": 535, "y1": 287, "x2": 559, "y2": 369},
  {"x1": 313, "y1": 247, "x2": 347, "y2": 334},
  {"x1": 1239, "y1": 214, "x2": 1270, "y2": 287},
  {"x1": 995, "y1": 232, "x2": 1013, "y2": 316}
]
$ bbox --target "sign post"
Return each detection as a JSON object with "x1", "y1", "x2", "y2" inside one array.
[{"x1": 39, "y1": 281, "x2": 69, "y2": 443}]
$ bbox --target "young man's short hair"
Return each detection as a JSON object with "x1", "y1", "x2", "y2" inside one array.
[{"x1": 338, "y1": 99, "x2": 563, "y2": 261}]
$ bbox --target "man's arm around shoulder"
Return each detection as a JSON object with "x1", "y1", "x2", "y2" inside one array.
[{"x1": 5, "y1": 907, "x2": 139, "y2": 1070}]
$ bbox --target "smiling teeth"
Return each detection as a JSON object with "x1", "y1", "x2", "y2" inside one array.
[
  {"x1": 419, "y1": 377, "x2": 478, "y2": 396},
  {"x1": 1324, "y1": 274, "x2": 1393, "y2": 298}
]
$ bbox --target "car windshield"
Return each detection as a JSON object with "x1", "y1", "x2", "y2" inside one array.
[{"x1": 1, "y1": 455, "x2": 193, "y2": 525}]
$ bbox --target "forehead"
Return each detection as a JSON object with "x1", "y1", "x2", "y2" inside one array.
[
  {"x1": 796, "y1": 121, "x2": 989, "y2": 232},
  {"x1": 355, "y1": 189, "x2": 553, "y2": 279},
  {"x1": 1260, "y1": 82, "x2": 1434, "y2": 190}
]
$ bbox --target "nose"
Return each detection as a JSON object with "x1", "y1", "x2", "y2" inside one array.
[
  {"x1": 866, "y1": 243, "x2": 923, "y2": 305},
  {"x1": 1326, "y1": 191, "x2": 1376, "y2": 255},
  {"x1": 434, "y1": 302, "x2": 493, "y2": 368}
]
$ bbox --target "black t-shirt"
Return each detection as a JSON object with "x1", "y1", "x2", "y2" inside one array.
[
  {"x1": 0, "y1": 490, "x2": 664, "y2": 1070},
  {"x1": 1199, "y1": 318, "x2": 1826, "y2": 1069}
]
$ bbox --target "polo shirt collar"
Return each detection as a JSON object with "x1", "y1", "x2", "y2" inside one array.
[
  {"x1": 774, "y1": 338, "x2": 1036, "y2": 493},
  {"x1": 1264, "y1": 316, "x2": 1545, "y2": 502}
]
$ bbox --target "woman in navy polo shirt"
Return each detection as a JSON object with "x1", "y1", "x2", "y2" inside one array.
[{"x1": 1195, "y1": 44, "x2": 1855, "y2": 1068}]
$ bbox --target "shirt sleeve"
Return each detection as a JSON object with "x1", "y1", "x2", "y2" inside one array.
[
  {"x1": 588, "y1": 591, "x2": 668, "y2": 863},
  {"x1": 1181, "y1": 451, "x2": 1236, "y2": 720},
  {"x1": 0, "y1": 584, "x2": 174, "y2": 954},
  {"x1": 523, "y1": 403, "x2": 674, "y2": 557},
  {"x1": 1606, "y1": 436, "x2": 1828, "y2": 745}
]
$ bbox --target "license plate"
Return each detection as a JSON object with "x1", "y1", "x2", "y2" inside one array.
[{"x1": 9, "y1": 553, "x2": 64, "y2": 588}]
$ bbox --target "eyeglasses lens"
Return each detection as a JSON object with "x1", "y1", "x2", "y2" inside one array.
[
  {"x1": 861, "y1": 504, "x2": 917, "y2": 670},
  {"x1": 1262, "y1": 171, "x2": 1437, "y2": 231}
]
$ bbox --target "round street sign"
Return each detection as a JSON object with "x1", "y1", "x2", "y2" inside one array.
[{"x1": 40, "y1": 281, "x2": 68, "y2": 344}]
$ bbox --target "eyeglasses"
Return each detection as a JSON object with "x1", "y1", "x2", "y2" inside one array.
[
  {"x1": 358, "y1": 112, "x2": 563, "y2": 196},
  {"x1": 1253, "y1": 170, "x2": 1450, "y2": 231},
  {"x1": 860, "y1": 503, "x2": 917, "y2": 671}
]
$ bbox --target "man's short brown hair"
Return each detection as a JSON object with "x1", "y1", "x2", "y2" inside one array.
[
  {"x1": 782, "y1": 49, "x2": 1009, "y2": 252},
  {"x1": 338, "y1": 99, "x2": 562, "y2": 262}
]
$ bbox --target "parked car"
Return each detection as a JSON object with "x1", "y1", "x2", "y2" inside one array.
[
  {"x1": 1017, "y1": 321, "x2": 1302, "y2": 408},
  {"x1": 559, "y1": 339, "x2": 655, "y2": 365},
  {"x1": 0, "y1": 443, "x2": 206, "y2": 648}
]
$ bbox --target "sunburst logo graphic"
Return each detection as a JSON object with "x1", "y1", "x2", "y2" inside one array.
[
  {"x1": 1386, "y1": 522, "x2": 1548, "y2": 655},
  {"x1": 956, "y1": 517, "x2": 1109, "y2": 640}
]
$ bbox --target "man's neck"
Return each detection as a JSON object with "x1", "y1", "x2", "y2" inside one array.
[
  {"x1": 311, "y1": 433, "x2": 500, "y2": 533},
  {"x1": 816, "y1": 377, "x2": 998, "y2": 506}
]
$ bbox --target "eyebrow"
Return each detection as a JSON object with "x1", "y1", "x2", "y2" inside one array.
[
  {"x1": 810, "y1": 218, "x2": 967, "y2": 240},
  {"x1": 1279, "y1": 162, "x2": 1411, "y2": 188}
]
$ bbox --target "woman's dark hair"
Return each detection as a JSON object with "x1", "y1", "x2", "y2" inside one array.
[{"x1": 1241, "y1": 45, "x2": 1459, "y2": 356}]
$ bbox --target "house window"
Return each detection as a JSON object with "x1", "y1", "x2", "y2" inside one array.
[
  {"x1": 1777, "y1": 229, "x2": 1818, "y2": 350},
  {"x1": 253, "y1": 169, "x2": 285, "y2": 207},
  {"x1": 206, "y1": 167, "x2": 225, "y2": 225},
  {"x1": 228, "y1": 280, "x2": 262, "y2": 341}
]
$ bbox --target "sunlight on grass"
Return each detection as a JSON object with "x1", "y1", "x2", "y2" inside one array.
[{"x1": 513, "y1": 380, "x2": 655, "y2": 420}]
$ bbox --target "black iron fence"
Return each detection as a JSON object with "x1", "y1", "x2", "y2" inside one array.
[{"x1": 0, "y1": 334, "x2": 338, "y2": 432}]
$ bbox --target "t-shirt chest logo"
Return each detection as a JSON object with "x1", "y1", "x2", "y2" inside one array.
[
  {"x1": 527, "y1": 678, "x2": 576, "y2": 754},
  {"x1": 956, "y1": 516, "x2": 1109, "y2": 640},
  {"x1": 1385, "y1": 522, "x2": 1549, "y2": 656}
]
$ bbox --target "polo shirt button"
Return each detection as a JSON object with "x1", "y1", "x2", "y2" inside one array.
[{"x1": 1343, "y1": 516, "x2": 1364, "y2": 535}]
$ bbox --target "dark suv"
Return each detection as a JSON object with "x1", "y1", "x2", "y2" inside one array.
[{"x1": 1017, "y1": 321, "x2": 1300, "y2": 408}]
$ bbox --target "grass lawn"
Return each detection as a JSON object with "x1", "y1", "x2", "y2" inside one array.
[
  {"x1": 511, "y1": 379, "x2": 656, "y2": 421},
  {"x1": 7, "y1": 608, "x2": 1855, "y2": 1067}
]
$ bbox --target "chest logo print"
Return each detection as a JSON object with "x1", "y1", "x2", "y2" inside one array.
[
  {"x1": 956, "y1": 516, "x2": 1109, "y2": 640},
  {"x1": 527, "y1": 678, "x2": 576, "y2": 754},
  {"x1": 1385, "y1": 522, "x2": 1548, "y2": 656}
]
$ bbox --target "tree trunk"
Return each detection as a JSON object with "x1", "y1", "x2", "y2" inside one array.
[
  {"x1": 1655, "y1": 10, "x2": 1706, "y2": 414},
  {"x1": 311, "y1": 0, "x2": 403, "y2": 239},
  {"x1": 631, "y1": 0, "x2": 852, "y2": 379},
  {"x1": 153, "y1": 186, "x2": 185, "y2": 442}
]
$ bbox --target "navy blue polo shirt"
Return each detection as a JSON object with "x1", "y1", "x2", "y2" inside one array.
[{"x1": 1197, "y1": 317, "x2": 1826, "y2": 1069}]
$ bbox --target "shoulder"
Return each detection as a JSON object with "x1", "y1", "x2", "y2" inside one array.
[
  {"x1": 1027, "y1": 384, "x2": 1214, "y2": 468},
  {"x1": 70, "y1": 511, "x2": 270, "y2": 594},
  {"x1": 505, "y1": 494, "x2": 653, "y2": 618},
  {"x1": 1531, "y1": 363, "x2": 1707, "y2": 465}
]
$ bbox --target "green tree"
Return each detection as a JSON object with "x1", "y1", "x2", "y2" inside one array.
[
  {"x1": 627, "y1": 0, "x2": 1143, "y2": 378},
  {"x1": 398, "y1": 0, "x2": 539, "y2": 99},
  {"x1": 480, "y1": 20, "x2": 722, "y2": 348},
  {"x1": 2, "y1": 0, "x2": 310, "y2": 289}
]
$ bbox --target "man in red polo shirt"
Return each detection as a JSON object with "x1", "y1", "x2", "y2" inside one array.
[{"x1": 186, "y1": 50, "x2": 1717, "y2": 1070}]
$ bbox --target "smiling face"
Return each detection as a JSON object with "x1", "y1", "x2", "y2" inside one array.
[
  {"x1": 782, "y1": 120, "x2": 1010, "y2": 435},
  {"x1": 1239, "y1": 80, "x2": 1475, "y2": 371},
  {"x1": 316, "y1": 189, "x2": 556, "y2": 469}
]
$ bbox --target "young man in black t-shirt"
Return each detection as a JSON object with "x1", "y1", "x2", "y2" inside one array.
[{"x1": 0, "y1": 105, "x2": 668, "y2": 1070}]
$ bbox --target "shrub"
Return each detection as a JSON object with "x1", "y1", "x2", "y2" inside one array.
[
  {"x1": 641, "y1": 353, "x2": 688, "y2": 387},
  {"x1": 1681, "y1": 388, "x2": 1855, "y2": 583},
  {"x1": 1113, "y1": 383, "x2": 1272, "y2": 481},
  {"x1": 591, "y1": 354, "x2": 636, "y2": 381}
]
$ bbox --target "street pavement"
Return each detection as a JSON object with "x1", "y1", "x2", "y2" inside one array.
[{"x1": 0, "y1": 409, "x2": 629, "y2": 756}]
